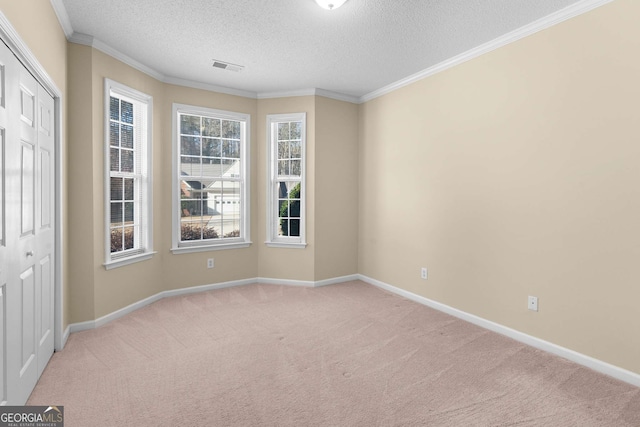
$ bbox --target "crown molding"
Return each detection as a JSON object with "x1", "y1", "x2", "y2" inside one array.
[
  {"x1": 69, "y1": 32, "x2": 165, "y2": 81},
  {"x1": 314, "y1": 88, "x2": 360, "y2": 104},
  {"x1": 163, "y1": 76, "x2": 258, "y2": 99},
  {"x1": 49, "y1": 0, "x2": 73, "y2": 38},
  {"x1": 258, "y1": 88, "x2": 359, "y2": 104},
  {"x1": 257, "y1": 88, "x2": 318, "y2": 100}
]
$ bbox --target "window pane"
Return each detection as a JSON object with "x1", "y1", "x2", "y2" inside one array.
[
  {"x1": 289, "y1": 219, "x2": 300, "y2": 237},
  {"x1": 290, "y1": 160, "x2": 301, "y2": 177},
  {"x1": 223, "y1": 140, "x2": 240, "y2": 158},
  {"x1": 110, "y1": 97, "x2": 119, "y2": 121},
  {"x1": 111, "y1": 202, "x2": 123, "y2": 224},
  {"x1": 290, "y1": 121, "x2": 301, "y2": 139},
  {"x1": 124, "y1": 178, "x2": 134, "y2": 200},
  {"x1": 181, "y1": 157, "x2": 201, "y2": 177},
  {"x1": 121, "y1": 125, "x2": 134, "y2": 149},
  {"x1": 110, "y1": 228, "x2": 123, "y2": 253},
  {"x1": 122, "y1": 149, "x2": 134, "y2": 173},
  {"x1": 290, "y1": 200, "x2": 300, "y2": 218},
  {"x1": 110, "y1": 122, "x2": 120, "y2": 147},
  {"x1": 202, "y1": 118, "x2": 220, "y2": 137},
  {"x1": 201, "y1": 161, "x2": 223, "y2": 177},
  {"x1": 181, "y1": 136, "x2": 201, "y2": 156},
  {"x1": 278, "y1": 141, "x2": 289, "y2": 160},
  {"x1": 110, "y1": 177, "x2": 123, "y2": 201},
  {"x1": 289, "y1": 182, "x2": 301, "y2": 218},
  {"x1": 290, "y1": 141, "x2": 301, "y2": 159},
  {"x1": 278, "y1": 200, "x2": 288, "y2": 218},
  {"x1": 180, "y1": 115, "x2": 201, "y2": 135},
  {"x1": 231, "y1": 121, "x2": 241, "y2": 139},
  {"x1": 278, "y1": 122, "x2": 289, "y2": 140},
  {"x1": 202, "y1": 138, "x2": 221, "y2": 158},
  {"x1": 121, "y1": 100, "x2": 133, "y2": 124},
  {"x1": 124, "y1": 202, "x2": 134, "y2": 222},
  {"x1": 124, "y1": 226, "x2": 135, "y2": 249},
  {"x1": 278, "y1": 160, "x2": 289, "y2": 176},
  {"x1": 181, "y1": 221, "x2": 203, "y2": 241},
  {"x1": 279, "y1": 219, "x2": 289, "y2": 237},
  {"x1": 110, "y1": 148, "x2": 120, "y2": 172},
  {"x1": 222, "y1": 184, "x2": 240, "y2": 238},
  {"x1": 222, "y1": 120, "x2": 240, "y2": 139}
]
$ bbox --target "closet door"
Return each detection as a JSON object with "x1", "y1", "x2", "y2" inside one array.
[{"x1": 0, "y1": 40, "x2": 55, "y2": 405}]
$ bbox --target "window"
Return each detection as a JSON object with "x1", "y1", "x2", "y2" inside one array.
[
  {"x1": 172, "y1": 104, "x2": 250, "y2": 253},
  {"x1": 266, "y1": 113, "x2": 306, "y2": 248},
  {"x1": 104, "y1": 79, "x2": 154, "y2": 269}
]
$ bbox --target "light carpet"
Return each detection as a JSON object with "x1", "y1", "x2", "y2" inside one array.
[{"x1": 28, "y1": 281, "x2": 640, "y2": 426}]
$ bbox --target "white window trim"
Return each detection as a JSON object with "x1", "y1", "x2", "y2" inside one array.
[
  {"x1": 265, "y1": 113, "x2": 307, "y2": 248},
  {"x1": 171, "y1": 103, "x2": 251, "y2": 254},
  {"x1": 103, "y1": 79, "x2": 154, "y2": 269}
]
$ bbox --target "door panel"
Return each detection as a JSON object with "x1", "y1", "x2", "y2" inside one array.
[
  {"x1": 21, "y1": 142, "x2": 35, "y2": 236},
  {"x1": 20, "y1": 267, "x2": 35, "y2": 373},
  {"x1": 20, "y1": 86, "x2": 34, "y2": 127},
  {"x1": 38, "y1": 257, "x2": 51, "y2": 344},
  {"x1": 40, "y1": 150, "x2": 51, "y2": 228}
]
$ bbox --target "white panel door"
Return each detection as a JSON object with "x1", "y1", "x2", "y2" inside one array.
[{"x1": 0, "y1": 40, "x2": 55, "y2": 405}]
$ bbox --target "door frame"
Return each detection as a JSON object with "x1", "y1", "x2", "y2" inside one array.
[{"x1": 0, "y1": 12, "x2": 65, "y2": 351}]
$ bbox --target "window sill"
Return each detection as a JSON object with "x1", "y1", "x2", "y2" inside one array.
[
  {"x1": 171, "y1": 241, "x2": 252, "y2": 254},
  {"x1": 104, "y1": 251, "x2": 156, "y2": 270},
  {"x1": 265, "y1": 241, "x2": 307, "y2": 249}
]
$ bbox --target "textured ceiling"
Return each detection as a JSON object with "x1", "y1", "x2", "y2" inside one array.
[{"x1": 58, "y1": 0, "x2": 588, "y2": 100}]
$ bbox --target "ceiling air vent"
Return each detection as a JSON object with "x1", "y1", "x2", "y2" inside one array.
[{"x1": 212, "y1": 60, "x2": 244, "y2": 72}]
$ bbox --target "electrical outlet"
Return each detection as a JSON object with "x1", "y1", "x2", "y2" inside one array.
[
  {"x1": 528, "y1": 296, "x2": 538, "y2": 312},
  {"x1": 207, "y1": 258, "x2": 214, "y2": 269},
  {"x1": 421, "y1": 267, "x2": 428, "y2": 280}
]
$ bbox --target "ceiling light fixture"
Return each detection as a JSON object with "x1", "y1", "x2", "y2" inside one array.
[{"x1": 314, "y1": 0, "x2": 348, "y2": 10}]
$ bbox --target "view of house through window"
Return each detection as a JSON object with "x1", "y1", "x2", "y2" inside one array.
[{"x1": 173, "y1": 105, "x2": 249, "y2": 251}]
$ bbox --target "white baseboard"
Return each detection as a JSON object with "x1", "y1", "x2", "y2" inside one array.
[
  {"x1": 358, "y1": 274, "x2": 640, "y2": 389},
  {"x1": 65, "y1": 275, "x2": 358, "y2": 336},
  {"x1": 315, "y1": 274, "x2": 360, "y2": 287},
  {"x1": 256, "y1": 274, "x2": 359, "y2": 288},
  {"x1": 256, "y1": 277, "x2": 316, "y2": 287}
]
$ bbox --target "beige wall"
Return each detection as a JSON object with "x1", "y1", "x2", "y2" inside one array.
[
  {"x1": 314, "y1": 96, "x2": 359, "y2": 281},
  {"x1": 257, "y1": 97, "x2": 317, "y2": 281},
  {"x1": 0, "y1": 2, "x2": 70, "y2": 326},
  {"x1": 359, "y1": 0, "x2": 640, "y2": 374},
  {"x1": 67, "y1": 43, "x2": 94, "y2": 323}
]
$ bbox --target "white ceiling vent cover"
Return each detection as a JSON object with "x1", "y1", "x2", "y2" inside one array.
[{"x1": 212, "y1": 60, "x2": 244, "y2": 72}]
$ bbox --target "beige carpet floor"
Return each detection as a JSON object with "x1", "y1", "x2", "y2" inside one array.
[{"x1": 28, "y1": 281, "x2": 639, "y2": 426}]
